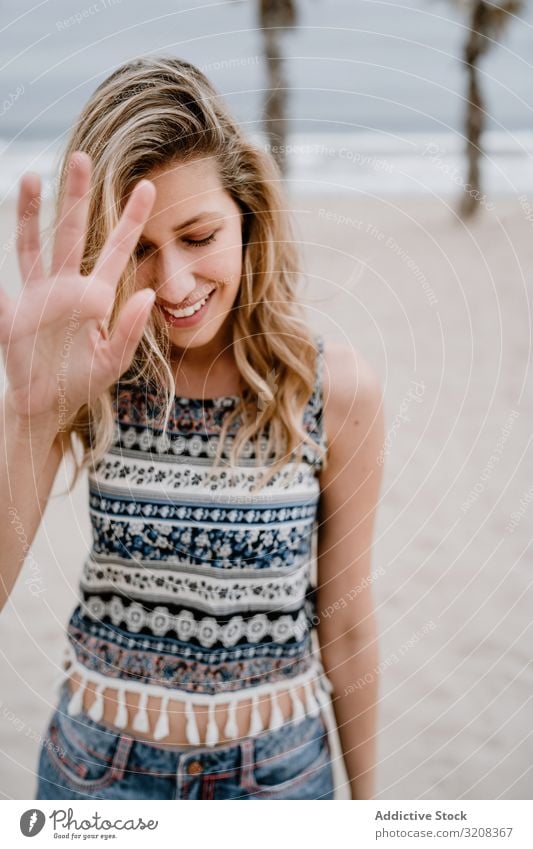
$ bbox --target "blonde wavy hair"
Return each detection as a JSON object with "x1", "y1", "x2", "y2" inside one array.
[{"x1": 55, "y1": 55, "x2": 327, "y2": 493}]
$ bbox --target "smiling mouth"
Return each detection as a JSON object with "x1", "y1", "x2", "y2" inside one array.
[{"x1": 158, "y1": 289, "x2": 215, "y2": 318}]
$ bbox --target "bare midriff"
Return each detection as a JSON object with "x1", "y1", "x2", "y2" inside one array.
[{"x1": 66, "y1": 672, "x2": 310, "y2": 748}]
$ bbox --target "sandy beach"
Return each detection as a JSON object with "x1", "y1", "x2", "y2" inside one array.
[{"x1": 1, "y1": 189, "x2": 532, "y2": 800}]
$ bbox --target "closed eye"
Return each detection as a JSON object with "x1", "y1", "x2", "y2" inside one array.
[
  {"x1": 134, "y1": 230, "x2": 218, "y2": 258},
  {"x1": 183, "y1": 231, "x2": 218, "y2": 248}
]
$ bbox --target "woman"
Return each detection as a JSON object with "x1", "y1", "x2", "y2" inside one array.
[{"x1": 0, "y1": 56, "x2": 384, "y2": 800}]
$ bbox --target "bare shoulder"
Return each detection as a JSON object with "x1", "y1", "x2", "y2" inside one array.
[{"x1": 321, "y1": 339, "x2": 383, "y2": 452}]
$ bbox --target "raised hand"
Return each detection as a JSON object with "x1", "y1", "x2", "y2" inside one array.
[{"x1": 0, "y1": 152, "x2": 156, "y2": 430}]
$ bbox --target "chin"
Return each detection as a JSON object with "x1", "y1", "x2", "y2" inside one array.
[{"x1": 168, "y1": 315, "x2": 228, "y2": 349}]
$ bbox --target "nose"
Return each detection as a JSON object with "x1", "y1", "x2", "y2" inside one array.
[{"x1": 153, "y1": 247, "x2": 198, "y2": 305}]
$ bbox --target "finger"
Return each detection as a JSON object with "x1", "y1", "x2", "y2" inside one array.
[
  {"x1": 50, "y1": 151, "x2": 92, "y2": 277},
  {"x1": 92, "y1": 180, "x2": 156, "y2": 287},
  {"x1": 107, "y1": 288, "x2": 156, "y2": 378},
  {"x1": 16, "y1": 172, "x2": 45, "y2": 284},
  {"x1": 0, "y1": 284, "x2": 15, "y2": 343}
]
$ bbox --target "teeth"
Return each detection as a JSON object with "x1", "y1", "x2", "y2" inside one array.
[{"x1": 163, "y1": 292, "x2": 211, "y2": 318}]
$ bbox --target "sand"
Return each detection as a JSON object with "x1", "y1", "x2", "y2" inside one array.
[{"x1": 1, "y1": 190, "x2": 532, "y2": 799}]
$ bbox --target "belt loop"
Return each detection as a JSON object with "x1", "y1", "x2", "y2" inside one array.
[
  {"x1": 110, "y1": 735, "x2": 134, "y2": 780},
  {"x1": 176, "y1": 751, "x2": 188, "y2": 799},
  {"x1": 239, "y1": 736, "x2": 256, "y2": 786}
]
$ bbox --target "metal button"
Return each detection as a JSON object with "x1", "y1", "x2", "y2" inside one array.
[{"x1": 187, "y1": 760, "x2": 203, "y2": 775}]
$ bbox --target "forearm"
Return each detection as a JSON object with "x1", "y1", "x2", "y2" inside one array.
[
  {"x1": 0, "y1": 396, "x2": 62, "y2": 611},
  {"x1": 319, "y1": 621, "x2": 379, "y2": 800}
]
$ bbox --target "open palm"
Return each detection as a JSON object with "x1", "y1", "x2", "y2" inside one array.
[{"x1": 0, "y1": 152, "x2": 156, "y2": 426}]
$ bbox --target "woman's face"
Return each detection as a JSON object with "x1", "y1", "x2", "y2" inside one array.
[{"x1": 133, "y1": 157, "x2": 243, "y2": 353}]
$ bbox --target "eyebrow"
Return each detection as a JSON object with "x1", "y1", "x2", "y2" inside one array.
[{"x1": 171, "y1": 211, "x2": 224, "y2": 232}]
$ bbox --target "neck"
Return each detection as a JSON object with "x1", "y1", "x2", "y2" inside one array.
[{"x1": 170, "y1": 320, "x2": 233, "y2": 367}]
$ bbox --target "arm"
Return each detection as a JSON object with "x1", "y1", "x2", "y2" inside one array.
[
  {"x1": 316, "y1": 341, "x2": 385, "y2": 800},
  {"x1": 0, "y1": 154, "x2": 157, "y2": 612},
  {"x1": 0, "y1": 396, "x2": 64, "y2": 611}
]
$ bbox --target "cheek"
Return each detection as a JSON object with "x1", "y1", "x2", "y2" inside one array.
[{"x1": 205, "y1": 247, "x2": 242, "y2": 293}]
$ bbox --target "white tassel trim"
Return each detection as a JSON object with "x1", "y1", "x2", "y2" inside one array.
[
  {"x1": 314, "y1": 682, "x2": 331, "y2": 711},
  {"x1": 249, "y1": 692, "x2": 264, "y2": 735},
  {"x1": 113, "y1": 686, "x2": 128, "y2": 729},
  {"x1": 224, "y1": 699, "x2": 238, "y2": 739},
  {"x1": 61, "y1": 645, "x2": 331, "y2": 744},
  {"x1": 304, "y1": 680, "x2": 320, "y2": 718},
  {"x1": 67, "y1": 674, "x2": 86, "y2": 716},
  {"x1": 87, "y1": 684, "x2": 105, "y2": 723},
  {"x1": 318, "y1": 667, "x2": 335, "y2": 694},
  {"x1": 289, "y1": 686, "x2": 306, "y2": 723},
  {"x1": 132, "y1": 691, "x2": 150, "y2": 734},
  {"x1": 185, "y1": 701, "x2": 201, "y2": 745},
  {"x1": 268, "y1": 690, "x2": 285, "y2": 731},
  {"x1": 205, "y1": 701, "x2": 219, "y2": 747},
  {"x1": 153, "y1": 694, "x2": 169, "y2": 741}
]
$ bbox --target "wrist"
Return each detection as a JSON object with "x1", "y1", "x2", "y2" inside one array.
[{"x1": 3, "y1": 397, "x2": 59, "y2": 446}]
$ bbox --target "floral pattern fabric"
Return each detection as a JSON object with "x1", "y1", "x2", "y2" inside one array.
[{"x1": 65, "y1": 335, "x2": 327, "y2": 706}]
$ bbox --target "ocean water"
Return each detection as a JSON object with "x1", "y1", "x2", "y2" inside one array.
[{"x1": 1, "y1": 0, "x2": 532, "y2": 196}]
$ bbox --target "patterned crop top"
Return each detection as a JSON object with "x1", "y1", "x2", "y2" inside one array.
[{"x1": 60, "y1": 333, "x2": 334, "y2": 747}]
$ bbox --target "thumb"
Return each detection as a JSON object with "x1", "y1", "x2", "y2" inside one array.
[{"x1": 108, "y1": 288, "x2": 156, "y2": 379}]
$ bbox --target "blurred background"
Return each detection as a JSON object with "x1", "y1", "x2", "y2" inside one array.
[
  {"x1": 2, "y1": 0, "x2": 533, "y2": 195},
  {"x1": 1, "y1": 0, "x2": 532, "y2": 800}
]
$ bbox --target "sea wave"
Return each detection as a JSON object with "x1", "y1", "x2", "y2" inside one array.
[{"x1": 1, "y1": 130, "x2": 532, "y2": 198}]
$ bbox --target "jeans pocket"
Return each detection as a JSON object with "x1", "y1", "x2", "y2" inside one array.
[
  {"x1": 42, "y1": 708, "x2": 133, "y2": 792},
  {"x1": 244, "y1": 716, "x2": 334, "y2": 799}
]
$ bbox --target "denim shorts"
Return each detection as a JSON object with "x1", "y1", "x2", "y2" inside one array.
[{"x1": 35, "y1": 681, "x2": 335, "y2": 800}]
